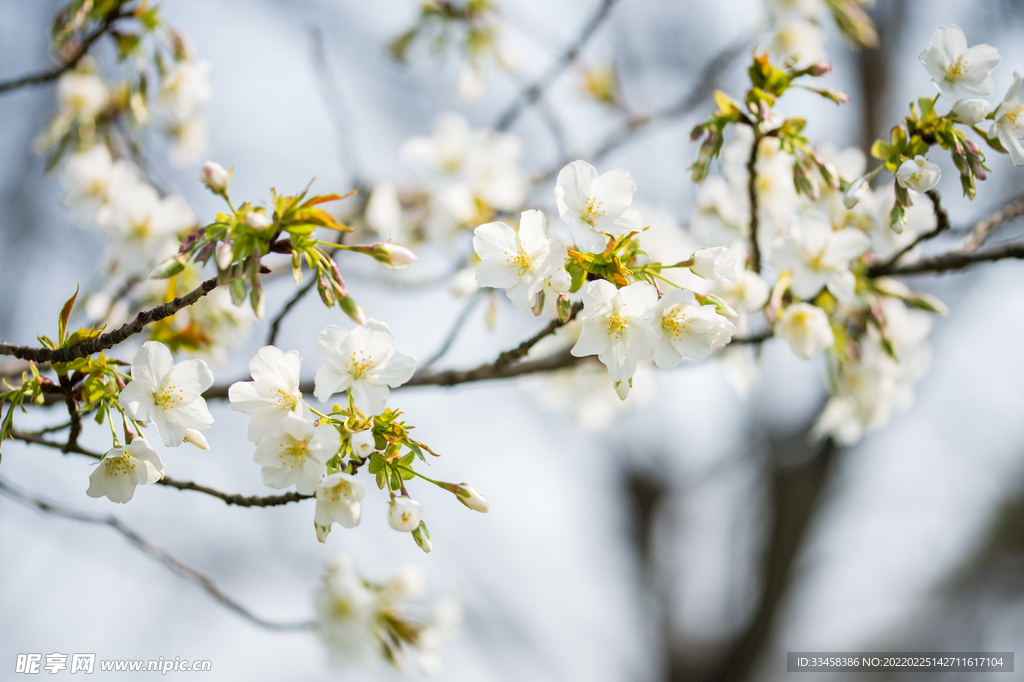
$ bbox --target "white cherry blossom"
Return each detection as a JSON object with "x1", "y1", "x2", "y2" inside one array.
[
  {"x1": 313, "y1": 321, "x2": 416, "y2": 415},
  {"x1": 843, "y1": 176, "x2": 869, "y2": 209},
  {"x1": 950, "y1": 98, "x2": 992, "y2": 125},
  {"x1": 315, "y1": 473, "x2": 366, "y2": 533},
  {"x1": 349, "y1": 430, "x2": 376, "y2": 458},
  {"x1": 254, "y1": 411, "x2": 338, "y2": 494},
  {"x1": 119, "y1": 341, "x2": 215, "y2": 447},
  {"x1": 774, "y1": 302, "x2": 834, "y2": 359},
  {"x1": 920, "y1": 24, "x2": 1000, "y2": 100},
  {"x1": 570, "y1": 280, "x2": 659, "y2": 399},
  {"x1": 770, "y1": 211, "x2": 870, "y2": 302},
  {"x1": 86, "y1": 438, "x2": 164, "y2": 504},
  {"x1": 388, "y1": 497, "x2": 423, "y2": 531},
  {"x1": 895, "y1": 155, "x2": 941, "y2": 193},
  {"x1": 992, "y1": 71, "x2": 1024, "y2": 166},
  {"x1": 652, "y1": 288, "x2": 736, "y2": 369},
  {"x1": 57, "y1": 71, "x2": 109, "y2": 118},
  {"x1": 228, "y1": 345, "x2": 307, "y2": 443},
  {"x1": 314, "y1": 557, "x2": 378, "y2": 662},
  {"x1": 553, "y1": 160, "x2": 644, "y2": 254},
  {"x1": 689, "y1": 246, "x2": 739, "y2": 281},
  {"x1": 473, "y1": 210, "x2": 567, "y2": 309},
  {"x1": 200, "y1": 160, "x2": 230, "y2": 193}
]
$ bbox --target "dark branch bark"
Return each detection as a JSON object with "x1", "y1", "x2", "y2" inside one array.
[
  {"x1": 0, "y1": 10, "x2": 128, "y2": 95},
  {"x1": 0, "y1": 277, "x2": 217, "y2": 363},
  {"x1": 963, "y1": 195, "x2": 1024, "y2": 253},
  {"x1": 0, "y1": 476, "x2": 314, "y2": 630},
  {"x1": 747, "y1": 132, "x2": 762, "y2": 274},
  {"x1": 879, "y1": 240, "x2": 1024, "y2": 277}
]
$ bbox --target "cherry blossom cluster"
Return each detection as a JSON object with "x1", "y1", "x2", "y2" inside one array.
[{"x1": 314, "y1": 557, "x2": 461, "y2": 672}]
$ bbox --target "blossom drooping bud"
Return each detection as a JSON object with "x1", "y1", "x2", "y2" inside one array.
[
  {"x1": 245, "y1": 210, "x2": 272, "y2": 230},
  {"x1": 372, "y1": 243, "x2": 418, "y2": 269},
  {"x1": 412, "y1": 521, "x2": 432, "y2": 553},
  {"x1": 388, "y1": 497, "x2": 423, "y2": 532},
  {"x1": 350, "y1": 430, "x2": 376, "y2": 458},
  {"x1": 549, "y1": 268, "x2": 571, "y2": 294},
  {"x1": 689, "y1": 246, "x2": 739, "y2": 281},
  {"x1": 150, "y1": 254, "x2": 187, "y2": 279},
  {"x1": 950, "y1": 98, "x2": 992, "y2": 125},
  {"x1": 455, "y1": 485, "x2": 489, "y2": 513},
  {"x1": 200, "y1": 160, "x2": 231, "y2": 194},
  {"x1": 843, "y1": 176, "x2": 869, "y2": 209},
  {"x1": 896, "y1": 155, "x2": 941, "y2": 193}
]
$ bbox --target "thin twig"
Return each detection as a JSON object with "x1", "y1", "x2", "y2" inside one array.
[
  {"x1": 963, "y1": 195, "x2": 1024, "y2": 253},
  {"x1": 421, "y1": 291, "x2": 485, "y2": 368},
  {"x1": 868, "y1": 189, "x2": 950, "y2": 277},
  {"x1": 747, "y1": 130, "x2": 762, "y2": 274},
  {"x1": 57, "y1": 373, "x2": 82, "y2": 453},
  {"x1": 8, "y1": 430, "x2": 313, "y2": 508},
  {"x1": 0, "y1": 277, "x2": 218, "y2": 363},
  {"x1": 267, "y1": 278, "x2": 316, "y2": 346},
  {"x1": 0, "y1": 10, "x2": 129, "y2": 95},
  {"x1": 733, "y1": 330, "x2": 772, "y2": 344},
  {"x1": 879, "y1": 240, "x2": 1024, "y2": 276},
  {"x1": 494, "y1": 0, "x2": 620, "y2": 131},
  {"x1": 0, "y1": 476, "x2": 315, "y2": 631}
]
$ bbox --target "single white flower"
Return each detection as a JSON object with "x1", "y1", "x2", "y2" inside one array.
[
  {"x1": 548, "y1": 267, "x2": 572, "y2": 294},
  {"x1": 843, "y1": 176, "x2": 869, "y2": 209},
  {"x1": 228, "y1": 345, "x2": 307, "y2": 443},
  {"x1": 949, "y1": 98, "x2": 992, "y2": 125},
  {"x1": 388, "y1": 497, "x2": 423, "y2": 532},
  {"x1": 314, "y1": 557, "x2": 377, "y2": 662},
  {"x1": 769, "y1": 19, "x2": 827, "y2": 69},
  {"x1": 349, "y1": 429, "x2": 376, "y2": 458},
  {"x1": 314, "y1": 473, "x2": 366, "y2": 531},
  {"x1": 254, "y1": 411, "x2": 338, "y2": 494},
  {"x1": 159, "y1": 59, "x2": 212, "y2": 121},
  {"x1": 689, "y1": 246, "x2": 739, "y2": 281},
  {"x1": 313, "y1": 320, "x2": 416, "y2": 415},
  {"x1": 384, "y1": 565, "x2": 426, "y2": 602},
  {"x1": 98, "y1": 175, "x2": 196, "y2": 270},
  {"x1": 919, "y1": 24, "x2": 1000, "y2": 100},
  {"x1": 652, "y1": 288, "x2": 737, "y2": 368},
  {"x1": 61, "y1": 145, "x2": 114, "y2": 213},
  {"x1": 713, "y1": 268, "x2": 770, "y2": 314},
  {"x1": 119, "y1": 341, "x2": 215, "y2": 447},
  {"x1": 771, "y1": 211, "x2": 870, "y2": 302},
  {"x1": 200, "y1": 161, "x2": 230, "y2": 193},
  {"x1": 774, "y1": 303, "x2": 834, "y2": 359},
  {"x1": 86, "y1": 438, "x2": 164, "y2": 504},
  {"x1": 455, "y1": 484, "x2": 489, "y2": 513},
  {"x1": 553, "y1": 160, "x2": 645, "y2": 254},
  {"x1": 570, "y1": 280, "x2": 659, "y2": 399},
  {"x1": 992, "y1": 71, "x2": 1024, "y2": 166},
  {"x1": 57, "y1": 71, "x2": 109, "y2": 118},
  {"x1": 473, "y1": 210, "x2": 567, "y2": 309},
  {"x1": 895, "y1": 155, "x2": 941, "y2": 193}
]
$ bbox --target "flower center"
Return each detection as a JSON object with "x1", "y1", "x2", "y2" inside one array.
[
  {"x1": 281, "y1": 439, "x2": 310, "y2": 466},
  {"x1": 103, "y1": 454, "x2": 135, "y2": 476},
  {"x1": 606, "y1": 311, "x2": 628, "y2": 339},
  {"x1": 505, "y1": 245, "x2": 533, "y2": 276},
  {"x1": 330, "y1": 596, "x2": 355, "y2": 618},
  {"x1": 154, "y1": 384, "x2": 185, "y2": 410},
  {"x1": 661, "y1": 308, "x2": 692, "y2": 341},
  {"x1": 580, "y1": 197, "x2": 605, "y2": 226},
  {"x1": 273, "y1": 386, "x2": 299, "y2": 409},
  {"x1": 346, "y1": 350, "x2": 373, "y2": 379},
  {"x1": 947, "y1": 56, "x2": 971, "y2": 81},
  {"x1": 1005, "y1": 105, "x2": 1023, "y2": 128}
]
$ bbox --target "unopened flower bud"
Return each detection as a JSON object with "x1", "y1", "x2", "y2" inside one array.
[
  {"x1": 200, "y1": 161, "x2": 231, "y2": 194},
  {"x1": 455, "y1": 485, "x2": 489, "y2": 513},
  {"x1": 556, "y1": 294, "x2": 573, "y2": 323},
  {"x1": 412, "y1": 521, "x2": 432, "y2": 553},
  {"x1": 843, "y1": 176, "x2": 869, "y2": 209},
  {"x1": 216, "y1": 242, "x2": 234, "y2": 271},
  {"x1": 950, "y1": 98, "x2": 991, "y2": 126},
  {"x1": 250, "y1": 286, "x2": 265, "y2": 319},
  {"x1": 808, "y1": 62, "x2": 832, "y2": 77},
  {"x1": 184, "y1": 428, "x2": 209, "y2": 450},
  {"x1": 690, "y1": 247, "x2": 739, "y2": 281},
  {"x1": 150, "y1": 254, "x2": 187, "y2": 279},
  {"x1": 230, "y1": 277, "x2": 246, "y2": 306},
  {"x1": 315, "y1": 523, "x2": 331, "y2": 543},
  {"x1": 549, "y1": 268, "x2": 571, "y2": 294},
  {"x1": 373, "y1": 243, "x2": 418, "y2": 269},
  {"x1": 339, "y1": 294, "x2": 367, "y2": 325},
  {"x1": 388, "y1": 496, "x2": 423, "y2": 532},
  {"x1": 350, "y1": 429, "x2": 375, "y2": 458},
  {"x1": 245, "y1": 211, "x2": 272, "y2": 230}
]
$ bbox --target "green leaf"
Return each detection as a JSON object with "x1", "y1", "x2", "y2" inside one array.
[
  {"x1": 58, "y1": 285, "x2": 79, "y2": 345},
  {"x1": 389, "y1": 469, "x2": 402, "y2": 491},
  {"x1": 376, "y1": 470, "x2": 386, "y2": 490},
  {"x1": 399, "y1": 452, "x2": 415, "y2": 467},
  {"x1": 406, "y1": 441, "x2": 426, "y2": 463},
  {"x1": 367, "y1": 453, "x2": 385, "y2": 474}
]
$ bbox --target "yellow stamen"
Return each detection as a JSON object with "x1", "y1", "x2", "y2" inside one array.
[{"x1": 606, "y1": 311, "x2": 628, "y2": 338}]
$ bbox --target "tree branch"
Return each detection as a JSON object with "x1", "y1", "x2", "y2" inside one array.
[
  {"x1": 0, "y1": 10, "x2": 129, "y2": 95},
  {"x1": 868, "y1": 189, "x2": 951, "y2": 277},
  {"x1": 0, "y1": 277, "x2": 218, "y2": 363},
  {"x1": 879, "y1": 240, "x2": 1024, "y2": 277},
  {"x1": 420, "y1": 290, "x2": 486, "y2": 368},
  {"x1": 962, "y1": 195, "x2": 1024, "y2": 253},
  {"x1": 747, "y1": 131, "x2": 762, "y2": 274},
  {"x1": 8, "y1": 429, "x2": 313, "y2": 508},
  {"x1": 493, "y1": 0, "x2": 620, "y2": 131},
  {"x1": 266, "y1": 277, "x2": 316, "y2": 347},
  {"x1": 0, "y1": 476, "x2": 314, "y2": 631}
]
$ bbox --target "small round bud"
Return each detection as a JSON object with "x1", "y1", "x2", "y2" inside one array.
[
  {"x1": 388, "y1": 497, "x2": 423, "y2": 532},
  {"x1": 245, "y1": 211, "x2": 272, "y2": 230},
  {"x1": 549, "y1": 268, "x2": 571, "y2": 294},
  {"x1": 455, "y1": 484, "x2": 489, "y2": 513},
  {"x1": 200, "y1": 161, "x2": 231, "y2": 194},
  {"x1": 349, "y1": 429, "x2": 376, "y2": 458}
]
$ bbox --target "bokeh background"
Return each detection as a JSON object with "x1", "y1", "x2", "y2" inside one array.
[{"x1": 2, "y1": 0, "x2": 1024, "y2": 680}]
